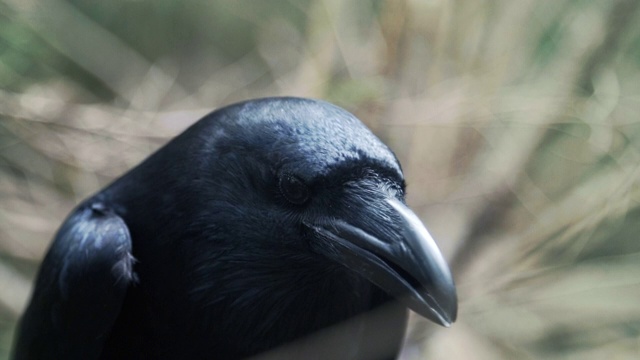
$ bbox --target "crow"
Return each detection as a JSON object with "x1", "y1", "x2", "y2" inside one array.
[{"x1": 12, "y1": 97, "x2": 457, "y2": 360}]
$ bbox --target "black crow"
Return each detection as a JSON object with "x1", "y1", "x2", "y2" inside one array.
[{"x1": 12, "y1": 97, "x2": 457, "y2": 360}]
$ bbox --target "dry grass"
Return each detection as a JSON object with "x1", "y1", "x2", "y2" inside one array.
[{"x1": 1, "y1": 0, "x2": 640, "y2": 358}]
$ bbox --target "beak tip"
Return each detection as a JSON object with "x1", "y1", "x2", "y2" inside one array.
[
  {"x1": 413, "y1": 307, "x2": 455, "y2": 327},
  {"x1": 436, "y1": 308, "x2": 456, "y2": 328},
  {"x1": 443, "y1": 295, "x2": 458, "y2": 326},
  {"x1": 419, "y1": 283, "x2": 458, "y2": 327},
  {"x1": 444, "y1": 310, "x2": 456, "y2": 327}
]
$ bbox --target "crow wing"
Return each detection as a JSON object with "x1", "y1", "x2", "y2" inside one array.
[{"x1": 13, "y1": 203, "x2": 135, "y2": 360}]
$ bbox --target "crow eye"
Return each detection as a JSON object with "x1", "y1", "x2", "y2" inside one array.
[{"x1": 279, "y1": 173, "x2": 309, "y2": 205}]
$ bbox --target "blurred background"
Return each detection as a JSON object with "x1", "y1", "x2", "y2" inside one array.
[{"x1": 1, "y1": 0, "x2": 640, "y2": 358}]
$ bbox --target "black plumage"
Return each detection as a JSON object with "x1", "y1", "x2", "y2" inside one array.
[{"x1": 13, "y1": 97, "x2": 457, "y2": 360}]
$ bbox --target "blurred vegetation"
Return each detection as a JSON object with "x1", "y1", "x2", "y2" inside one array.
[{"x1": 1, "y1": 0, "x2": 640, "y2": 358}]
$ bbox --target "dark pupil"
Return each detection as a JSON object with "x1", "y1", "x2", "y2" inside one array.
[{"x1": 281, "y1": 175, "x2": 309, "y2": 205}]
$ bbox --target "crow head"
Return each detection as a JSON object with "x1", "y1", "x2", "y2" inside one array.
[
  {"x1": 107, "y1": 97, "x2": 456, "y2": 357},
  {"x1": 163, "y1": 97, "x2": 458, "y2": 329}
]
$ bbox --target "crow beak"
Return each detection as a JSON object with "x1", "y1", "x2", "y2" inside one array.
[{"x1": 307, "y1": 198, "x2": 457, "y2": 326}]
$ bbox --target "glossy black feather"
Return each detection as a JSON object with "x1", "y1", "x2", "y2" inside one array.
[{"x1": 13, "y1": 204, "x2": 135, "y2": 360}]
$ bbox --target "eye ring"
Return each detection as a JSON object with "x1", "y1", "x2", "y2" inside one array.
[{"x1": 278, "y1": 173, "x2": 310, "y2": 205}]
